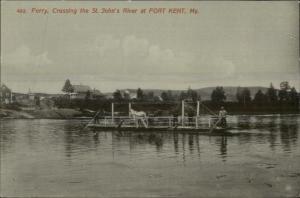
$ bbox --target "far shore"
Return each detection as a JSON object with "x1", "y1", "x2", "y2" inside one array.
[
  {"x1": 0, "y1": 108, "x2": 299, "y2": 120},
  {"x1": 0, "y1": 108, "x2": 87, "y2": 119}
]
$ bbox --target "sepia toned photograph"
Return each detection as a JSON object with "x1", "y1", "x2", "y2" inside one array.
[{"x1": 0, "y1": 1, "x2": 299, "y2": 197}]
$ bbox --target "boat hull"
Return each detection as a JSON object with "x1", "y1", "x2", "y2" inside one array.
[{"x1": 87, "y1": 125, "x2": 236, "y2": 135}]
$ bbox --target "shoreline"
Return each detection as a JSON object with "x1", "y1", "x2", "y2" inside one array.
[
  {"x1": 0, "y1": 108, "x2": 86, "y2": 119},
  {"x1": 1, "y1": 108, "x2": 299, "y2": 120}
]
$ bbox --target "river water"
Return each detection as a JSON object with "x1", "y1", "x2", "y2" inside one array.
[{"x1": 1, "y1": 115, "x2": 300, "y2": 197}]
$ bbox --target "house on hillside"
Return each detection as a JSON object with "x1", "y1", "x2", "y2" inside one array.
[
  {"x1": 28, "y1": 90, "x2": 35, "y2": 101},
  {"x1": 14, "y1": 92, "x2": 29, "y2": 103},
  {"x1": 14, "y1": 89, "x2": 45, "y2": 108},
  {"x1": 70, "y1": 85, "x2": 104, "y2": 100},
  {"x1": 0, "y1": 84, "x2": 13, "y2": 104},
  {"x1": 123, "y1": 90, "x2": 137, "y2": 99}
]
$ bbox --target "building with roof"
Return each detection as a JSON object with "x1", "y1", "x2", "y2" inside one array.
[
  {"x1": 69, "y1": 85, "x2": 104, "y2": 100},
  {"x1": 0, "y1": 84, "x2": 13, "y2": 104},
  {"x1": 123, "y1": 90, "x2": 137, "y2": 100}
]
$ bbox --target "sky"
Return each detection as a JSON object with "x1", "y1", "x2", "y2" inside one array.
[{"x1": 1, "y1": 1, "x2": 299, "y2": 93}]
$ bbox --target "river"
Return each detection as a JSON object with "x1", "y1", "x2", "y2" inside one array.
[{"x1": 1, "y1": 114, "x2": 300, "y2": 197}]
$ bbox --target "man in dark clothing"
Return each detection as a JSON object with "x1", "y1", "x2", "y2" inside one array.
[{"x1": 218, "y1": 106, "x2": 227, "y2": 128}]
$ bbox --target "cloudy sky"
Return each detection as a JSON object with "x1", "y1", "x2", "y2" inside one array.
[{"x1": 1, "y1": 1, "x2": 299, "y2": 93}]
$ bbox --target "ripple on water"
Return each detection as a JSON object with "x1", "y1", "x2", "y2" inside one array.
[{"x1": 0, "y1": 115, "x2": 300, "y2": 197}]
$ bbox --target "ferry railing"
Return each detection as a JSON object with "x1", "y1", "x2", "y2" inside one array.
[
  {"x1": 92, "y1": 116, "x2": 211, "y2": 129},
  {"x1": 208, "y1": 116, "x2": 221, "y2": 128}
]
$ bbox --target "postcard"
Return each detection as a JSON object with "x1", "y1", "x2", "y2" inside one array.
[{"x1": 1, "y1": 1, "x2": 299, "y2": 197}]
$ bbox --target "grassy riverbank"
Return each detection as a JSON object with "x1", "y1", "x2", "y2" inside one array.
[{"x1": 0, "y1": 108, "x2": 84, "y2": 119}]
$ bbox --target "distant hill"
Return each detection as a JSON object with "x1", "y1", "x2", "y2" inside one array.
[{"x1": 106, "y1": 86, "x2": 270, "y2": 101}]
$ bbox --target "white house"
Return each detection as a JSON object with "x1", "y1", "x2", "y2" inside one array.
[{"x1": 69, "y1": 85, "x2": 104, "y2": 100}]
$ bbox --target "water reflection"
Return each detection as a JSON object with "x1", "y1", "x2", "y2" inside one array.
[
  {"x1": 279, "y1": 115, "x2": 299, "y2": 152},
  {"x1": 218, "y1": 136, "x2": 228, "y2": 162},
  {"x1": 1, "y1": 115, "x2": 300, "y2": 197},
  {"x1": 181, "y1": 133, "x2": 186, "y2": 164},
  {"x1": 114, "y1": 131, "x2": 164, "y2": 151},
  {"x1": 268, "y1": 116, "x2": 278, "y2": 151},
  {"x1": 93, "y1": 132, "x2": 100, "y2": 146},
  {"x1": 63, "y1": 121, "x2": 99, "y2": 158},
  {"x1": 60, "y1": 115, "x2": 299, "y2": 161},
  {"x1": 58, "y1": 115, "x2": 299, "y2": 161},
  {"x1": 85, "y1": 131, "x2": 231, "y2": 162},
  {"x1": 173, "y1": 132, "x2": 179, "y2": 154},
  {"x1": 1, "y1": 115, "x2": 299, "y2": 163},
  {"x1": 188, "y1": 134, "x2": 194, "y2": 154}
]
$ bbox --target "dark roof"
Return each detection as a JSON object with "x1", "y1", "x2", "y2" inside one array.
[
  {"x1": 0, "y1": 84, "x2": 11, "y2": 92},
  {"x1": 72, "y1": 85, "x2": 92, "y2": 93}
]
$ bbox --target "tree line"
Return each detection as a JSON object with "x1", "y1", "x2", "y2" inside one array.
[
  {"x1": 58, "y1": 79, "x2": 299, "y2": 113},
  {"x1": 112, "y1": 87, "x2": 201, "y2": 103},
  {"x1": 207, "y1": 82, "x2": 299, "y2": 113}
]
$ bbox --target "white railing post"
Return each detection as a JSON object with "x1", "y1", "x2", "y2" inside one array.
[
  {"x1": 128, "y1": 102, "x2": 131, "y2": 117},
  {"x1": 182, "y1": 100, "x2": 184, "y2": 127},
  {"x1": 196, "y1": 100, "x2": 200, "y2": 129},
  {"x1": 111, "y1": 102, "x2": 114, "y2": 125},
  {"x1": 146, "y1": 117, "x2": 149, "y2": 127}
]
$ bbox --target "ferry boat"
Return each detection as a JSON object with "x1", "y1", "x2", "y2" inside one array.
[{"x1": 86, "y1": 101, "x2": 233, "y2": 135}]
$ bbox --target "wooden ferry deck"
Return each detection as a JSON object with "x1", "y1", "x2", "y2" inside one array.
[
  {"x1": 86, "y1": 115, "x2": 233, "y2": 135},
  {"x1": 86, "y1": 101, "x2": 232, "y2": 135}
]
